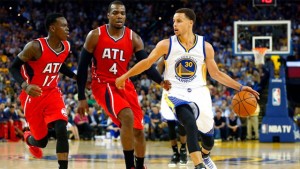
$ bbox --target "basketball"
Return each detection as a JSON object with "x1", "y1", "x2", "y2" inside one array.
[{"x1": 232, "y1": 91, "x2": 257, "y2": 117}]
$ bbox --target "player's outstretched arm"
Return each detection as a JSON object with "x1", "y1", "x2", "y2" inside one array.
[
  {"x1": 115, "y1": 39, "x2": 169, "y2": 89},
  {"x1": 132, "y1": 32, "x2": 163, "y2": 85},
  {"x1": 205, "y1": 42, "x2": 260, "y2": 100}
]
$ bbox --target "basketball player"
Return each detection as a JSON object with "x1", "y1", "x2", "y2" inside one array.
[
  {"x1": 116, "y1": 8, "x2": 260, "y2": 169},
  {"x1": 9, "y1": 13, "x2": 75, "y2": 169},
  {"x1": 157, "y1": 58, "x2": 188, "y2": 166},
  {"x1": 76, "y1": 1, "x2": 164, "y2": 169}
]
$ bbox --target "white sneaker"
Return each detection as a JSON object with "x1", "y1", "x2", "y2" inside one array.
[{"x1": 203, "y1": 155, "x2": 217, "y2": 169}]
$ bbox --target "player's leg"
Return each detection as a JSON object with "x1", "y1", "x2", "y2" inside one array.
[
  {"x1": 195, "y1": 87, "x2": 217, "y2": 169},
  {"x1": 167, "y1": 120, "x2": 180, "y2": 166},
  {"x1": 23, "y1": 110, "x2": 47, "y2": 158},
  {"x1": 177, "y1": 123, "x2": 187, "y2": 165},
  {"x1": 133, "y1": 128, "x2": 146, "y2": 169},
  {"x1": 118, "y1": 108, "x2": 135, "y2": 169},
  {"x1": 53, "y1": 120, "x2": 69, "y2": 169},
  {"x1": 127, "y1": 81, "x2": 147, "y2": 169},
  {"x1": 43, "y1": 89, "x2": 70, "y2": 169},
  {"x1": 23, "y1": 123, "x2": 47, "y2": 159},
  {"x1": 199, "y1": 133, "x2": 217, "y2": 169},
  {"x1": 92, "y1": 82, "x2": 135, "y2": 169},
  {"x1": 19, "y1": 91, "x2": 45, "y2": 158},
  {"x1": 176, "y1": 105, "x2": 205, "y2": 168}
]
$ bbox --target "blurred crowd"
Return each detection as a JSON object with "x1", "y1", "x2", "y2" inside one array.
[{"x1": 1, "y1": 0, "x2": 300, "y2": 142}]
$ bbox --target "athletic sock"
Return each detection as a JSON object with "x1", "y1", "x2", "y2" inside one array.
[
  {"x1": 58, "y1": 160, "x2": 68, "y2": 169},
  {"x1": 172, "y1": 145, "x2": 179, "y2": 154},
  {"x1": 123, "y1": 150, "x2": 135, "y2": 169},
  {"x1": 180, "y1": 143, "x2": 186, "y2": 150},
  {"x1": 135, "y1": 156, "x2": 145, "y2": 169}
]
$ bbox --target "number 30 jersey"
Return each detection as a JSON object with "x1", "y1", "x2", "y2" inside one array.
[
  {"x1": 164, "y1": 35, "x2": 207, "y2": 88},
  {"x1": 21, "y1": 38, "x2": 70, "y2": 90},
  {"x1": 92, "y1": 25, "x2": 133, "y2": 83}
]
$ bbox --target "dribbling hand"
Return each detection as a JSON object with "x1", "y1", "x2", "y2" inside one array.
[{"x1": 240, "y1": 86, "x2": 260, "y2": 100}]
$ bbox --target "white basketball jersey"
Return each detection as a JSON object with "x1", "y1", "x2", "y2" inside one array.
[
  {"x1": 164, "y1": 35, "x2": 207, "y2": 88},
  {"x1": 160, "y1": 35, "x2": 214, "y2": 134}
]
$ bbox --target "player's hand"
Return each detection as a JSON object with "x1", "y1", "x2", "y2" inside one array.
[
  {"x1": 25, "y1": 84, "x2": 42, "y2": 97},
  {"x1": 160, "y1": 80, "x2": 171, "y2": 91},
  {"x1": 115, "y1": 76, "x2": 126, "y2": 90},
  {"x1": 77, "y1": 100, "x2": 89, "y2": 115},
  {"x1": 241, "y1": 86, "x2": 260, "y2": 100}
]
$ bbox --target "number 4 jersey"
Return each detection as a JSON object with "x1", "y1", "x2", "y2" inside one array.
[
  {"x1": 92, "y1": 24, "x2": 133, "y2": 83},
  {"x1": 21, "y1": 38, "x2": 70, "y2": 90}
]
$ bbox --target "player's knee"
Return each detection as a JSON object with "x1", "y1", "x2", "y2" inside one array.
[
  {"x1": 201, "y1": 134, "x2": 214, "y2": 151},
  {"x1": 167, "y1": 121, "x2": 177, "y2": 139},
  {"x1": 119, "y1": 108, "x2": 134, "y2": 127},
  {"x1": 54, "y1": 120, "x2": 68, "y2": 140},
  {"x1": 177, "y1": 124, "x2": 186, "y2": 136},
  {"x1": 36, "y1": 136, "x2": 48, "y2": 148},
  {"x1": 133, "y1": 128, "x2": 144, "y2": 138}
]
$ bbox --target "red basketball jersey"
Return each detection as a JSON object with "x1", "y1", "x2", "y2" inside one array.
[
  {"x1": 21, "y1": 38, "x2": 70, "y2": 90},
  {"x1": 92, "y1": 25, "x2": 133, "y2": 83}
]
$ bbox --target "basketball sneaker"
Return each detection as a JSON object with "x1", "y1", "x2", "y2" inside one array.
[
  {"x1": 195, "y1": 163, "x2": 206, "y2": 169},
  {"x1": 168, "y1": 152, "x2": 179, "y2": 167},
  {"x1": 179, "y1": 148, "x2": 188, "y2": 165},
  {"x1": 24, "y1": 131, "x2": 43, "y2": 159},
  {"x1": 130, "y1": 166, "x2": 147, "y2": 169},
  {"x1": 202, "y1": 153, "x2": 217, "y2": 169}
]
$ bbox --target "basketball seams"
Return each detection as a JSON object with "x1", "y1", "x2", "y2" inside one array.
[
  {"x1": 240, "y1": 101, "x2": 250, "y2": 117},
  {"x1": 243, "y1": 97, "x2": 257, "y2": 107},
  {"x1": 231, "y1": 98, "x2": 240, "y2": 107}
]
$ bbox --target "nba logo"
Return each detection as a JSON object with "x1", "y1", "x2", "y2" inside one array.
[
  {"x1": 272, "y1": 88, "x2": 281, "y2": 106},
  {"x1": 261, "y1": 124, "x2": 268, "y2": 134}
]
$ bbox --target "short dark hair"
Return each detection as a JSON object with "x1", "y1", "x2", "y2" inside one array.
[
  {"x1": 45, "y1": 13, "x2": 64, "y2": 31},
  {"x1": 108, "y1": 0, "x2": 125, "y2": 12},
  {"x1": 175, "y1": 8, "x2": 196, "y2": 24}
]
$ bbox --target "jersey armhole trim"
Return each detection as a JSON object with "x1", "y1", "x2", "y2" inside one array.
[
  {"x1": 36, "y1": 39, "x2": 44, "y2": 52},
  {"x1": 165, "y1": 37, "x2": 172, "y2": 60},
  {"x1": 203, "y1": 36, "x2": 206, "y2": 59}
]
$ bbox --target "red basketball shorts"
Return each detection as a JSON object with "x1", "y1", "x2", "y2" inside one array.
[
  {"x1": 91, "y1": 80, "x2": 144, "y2": 130},
  {"x1": 19, "y1": 88, "x2": 68, "y2": 140}
]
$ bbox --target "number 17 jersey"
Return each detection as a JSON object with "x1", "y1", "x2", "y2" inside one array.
[{"x1": 21, "y1": 38, "x2": 70, "y2": 90}]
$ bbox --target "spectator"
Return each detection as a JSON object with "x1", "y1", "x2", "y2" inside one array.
[
  {"x1": 294, "y1": 107, "x2": 300, "y2": 128},
  {"x1": 227, "y1": 112, "x2": 242, "y2": 141},
  {"x1": 213, "y1": 109, "x2": 227, "y2": 141},
  {"x1": 142, "y1": 108, "x2": 151, "y2": 140},
  {"x1": 66, "y1": 105, "x2": 80, "y2": 140},
  {"x1": 247, "y1": 104, "x2": 260, "y2": 140},
  {"x1": 106, "y1": 118, "x2": 120, "y2": 141},
  {"x1": 149, "y1": 104, "x2": 163, "y2": 141},
  {"x1": 0, "y1": 91, "x2": 7, "y2": 104},
  {"x1": 0, "y1": 103, "x2": 8, "y2": 141},
  {"x1": 74, "y1": 112, "x2": 93, "y2": 140},
  {"x1": 87, "y1": 107, "x2": 102, "y2": 136},
  {"x1": 3, "y1": 105, "x2": 23, "y2": 141}
]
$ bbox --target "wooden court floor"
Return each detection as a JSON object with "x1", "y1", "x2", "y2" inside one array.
[{"x1": 0, "y1": 139, "x2": 299, "y2": 169}]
